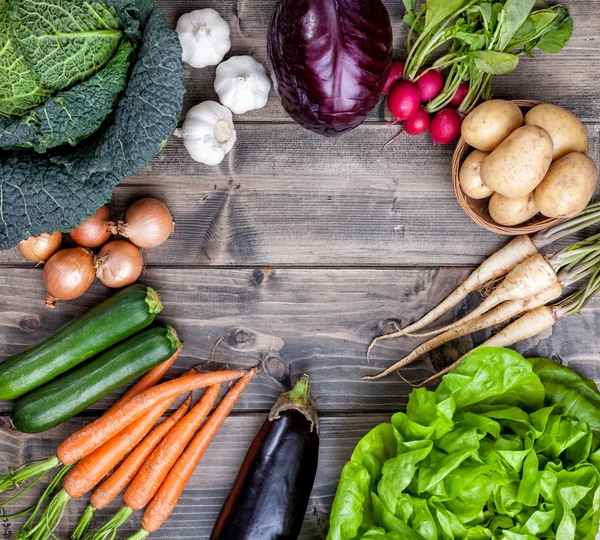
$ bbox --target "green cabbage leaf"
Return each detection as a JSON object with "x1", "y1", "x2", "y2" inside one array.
[
  {"x1": 328, "y1": 348, "x2": 600, "y2": 540},
  {"x1": 0, "y1": 0, "x2": 184, "y2": 249}
]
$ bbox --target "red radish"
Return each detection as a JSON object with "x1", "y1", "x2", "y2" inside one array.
[
  {"x1": 404, "y1": 107, "x2": 430, "y2": 135},
  {"x1": 382, "y1": 62, "x2": 405, "y2": 95},
  {"x1": 387, "y1": 81, "x2": 420, "y2": 121},
  {"x1": 449, "y1": 81, "x2": 469, "y2": 107},
  {"x1": 429, "y1": 108, "x2": 462, "y2": 145},
  {"x1": 416, "y1": 69, "x2": 443, "y2": 102}
]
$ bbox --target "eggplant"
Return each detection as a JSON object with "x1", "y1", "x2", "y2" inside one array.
[{"x1": 211, "y1": 375, "x2": 319, "y2": 540}]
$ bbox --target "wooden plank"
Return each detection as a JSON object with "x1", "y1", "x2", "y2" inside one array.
[
  {"x1": 2, "y1": 267, "x2": 600, "y2": 415},
  {"x1": 156, "y1": 0, "x2": 600, "y2": 123},
  {"x1": 1, "y1": 124, "x2": 598, "y2": 267},
  {"x1": 0, "y1": 414, "x2": 387, "y2": 539}
]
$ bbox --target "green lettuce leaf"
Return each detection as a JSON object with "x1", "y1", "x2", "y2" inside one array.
[{"x1": 327, "y1": 348, "x2": 600, "y2": 540}]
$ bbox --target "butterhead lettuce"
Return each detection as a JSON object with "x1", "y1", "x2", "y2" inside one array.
[{"x1": 328, "y1": 348, "x2": 600, "y2": 540}]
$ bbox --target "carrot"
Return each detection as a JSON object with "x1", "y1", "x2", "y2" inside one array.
[
  {"x1": 58, "y1": 368, "x2": 247, "y2": 465},
  {"x1": 134, "y1": 367, "x2": 259, "y2": 538},
  {"x1": 71, "y1": 399, "x2": 192, "y2": 540},
  {"x1": 0, "y1": 357, "x2": 184, "y2": 505},
  {"x1": 93, "y1": 395, "x2": 191, "y2": 510},
  {"x1": 110, "y1": 344, "x2": 183, "y2": 410},
  {"x1": 19, "y1": 397, "x2": 178, "y2": 540},
  {"x1": 127, "y1": 384, "x2": 221, "y2": 509},
  {"x1": 88, "y1": 386, "x2": 221, "y2": 540}
]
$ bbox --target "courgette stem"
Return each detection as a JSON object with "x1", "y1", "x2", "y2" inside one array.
[
  {"x1": 165, "y1": 325, "x2": 181, "y2": 350},
  {"x1": 145, "y1": 286, "x2": 162, "y2": 314}
]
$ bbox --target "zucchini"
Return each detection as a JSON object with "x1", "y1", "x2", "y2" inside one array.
[
  {"x1": 11, "y1": 326, "x2": 181, "y2": 434},
  {"x1": 0, "y1": 284, "x2": 162, "y2": 400}
]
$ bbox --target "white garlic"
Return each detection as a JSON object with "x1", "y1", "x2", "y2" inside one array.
[
  {"x1": 174, "y1": 101, "x2": 237, "y2": 166},
  {"x1": 214, "y1": 56, "x2": 271, "y2": 115},
  {"x1": 176, "y1": 9, "x2": 231, "y2": 69}
]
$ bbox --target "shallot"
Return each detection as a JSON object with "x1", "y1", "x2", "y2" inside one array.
[
  {"x1": 95, "y1": 241, "x2": 144, "y2": 289},
  {"x1": 69, "y1": 206, "x2": 114, "y2": 248},
  {"x1": 118, "y1": 199, "x2": 174, "y2": 249},
  {"x1": 44, "y1": 248, "x2": 96, "y2": 308},
  {"x1": 18, "y1": 232, "x2": 62, "y2": 263}
]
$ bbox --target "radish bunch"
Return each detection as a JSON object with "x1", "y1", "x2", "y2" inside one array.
[{"x1": 383, "y1": 62, "x2": 463, "y2": 145}]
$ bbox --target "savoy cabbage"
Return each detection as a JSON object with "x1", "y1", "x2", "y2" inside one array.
[{"x1": 0, "y1": 0, "x2": 184, "y2": 250}]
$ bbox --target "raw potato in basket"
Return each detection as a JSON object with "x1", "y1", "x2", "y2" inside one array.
[
  {"x1": 480, "y1": 125, "x2": 554, "y2": 199},
  {"x1": 461, "y1": 100, "x2": 523, "y2": 152},
  {"x1": 459, "y1": 150, "x2": 493, "y2": 199},
  {"x1": 535, "y1": 152, "x2": 598, "y2": 218},
  {"x1": 489, "y1": 192, "x2": 538, "y2": 226},
  {"x1": 525, "y1": 103, "x2": 589, "y2": 160}
]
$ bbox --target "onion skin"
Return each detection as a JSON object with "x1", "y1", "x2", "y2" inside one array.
[
  {"x1": 18, "y1": 232, "x2": 62, "y2": 263},
  {"x1": 118, "y1": 198, "x2": 174, "y2": 249},
  {"x1": 44, "y1": 248, "x2": 96, "y2": 308},
  {"x1": 69, "y1": 206, "x2": 114, "y2": 248},
  {"x1": 96, "y1": 240, "x2": 144, "y2": 289}
]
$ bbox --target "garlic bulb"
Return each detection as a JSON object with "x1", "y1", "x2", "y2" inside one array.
[
  {"x1": 174, "y1": 101, "x2": 237, "y2": 166},
  {"x1": 176, "y1": 9, "x2": 231, "y2": 69},
  {"x1": 214, "y1": 56, "x2": 271, "y2": 115}
]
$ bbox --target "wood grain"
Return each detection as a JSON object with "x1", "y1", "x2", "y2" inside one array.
[
  {"x1": 0, "y1": 414, "x2": 389, "y2": 539},
  {"x1": 1, "y1": 124, "x2": 598, "y2": 267},
  {"x1": 2, "y1": 267, "x2": 600, "y2": 415}
]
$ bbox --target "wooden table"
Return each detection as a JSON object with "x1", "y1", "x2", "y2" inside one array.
[{"x1": 1, "y1": 0, "x2": 599, "y2": 538}]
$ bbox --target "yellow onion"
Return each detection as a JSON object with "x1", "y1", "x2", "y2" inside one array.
[
  {"x1": 69, "y1": 205, "x2": 114, "y2": 248},
  {"x1": 118, "y1": 198, "x2": 174, "y2": 248},
  {"x1": 18, "y1": 232, "x2": 62, "y2": 262},
  {"x1": 44, "y1": 247, "x2": 96, "y2": 308},
  {"x1": 95, "y1": 240, "x2": 144, "y2": 288}
]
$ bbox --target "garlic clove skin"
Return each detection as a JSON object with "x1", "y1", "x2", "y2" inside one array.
[
  {"x1": 175, "y1": 101, "x2": 237, "y2": 166},
  {"x1": 214, "y1": 56, "x2": 272, "y2": 115},
  {"x1": 176, "y1": 9, "x2": 231, "y2": 69}
]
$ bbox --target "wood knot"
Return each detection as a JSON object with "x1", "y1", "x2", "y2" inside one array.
[
  {"x1": 381, "y1": 318, "x2": 402, "y2": 333},
  {"x1": 251, "y1": 267, "x2": 272, "y2": 287},
  {"x1": 265, "y1": 355, "x2": 288, "y2": 381},
  {"x1": 234, "y1": 330, "x2": 250, "y2": 344},
  {"x1": 227, "y1": 328, "x2": 254, "y2": 349},
  {"x1": 20, "y1": 316, "x2": 40, "y2": 332}
]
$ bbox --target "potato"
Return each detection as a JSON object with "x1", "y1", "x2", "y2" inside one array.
[
  {"x1": 459, "y1": 150, "x2": 493, "y2": 199},
  {"x1": 461, "y1": 99, "x2": 523, "y2": 152},
  {"x1": 480, "y1": 125, "x2": 554, "y2": 199},
  {"x1": 525, "y1": 103, "x2": 588, "y2": 160},
  {"x1": 489, "y1": 192, "x2": 538, "y2": 226},
  {"x1": 534, "y1": 152, "x2": 598, "y2": 218}
]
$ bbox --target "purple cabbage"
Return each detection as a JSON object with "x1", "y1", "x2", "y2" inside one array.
[{"x1": 268, "y1": 0, "x2": 393, "y2": 137}]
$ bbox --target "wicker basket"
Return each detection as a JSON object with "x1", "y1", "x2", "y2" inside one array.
[{"x1": 452, "y1": 99, "x2": 558, "y2": 236}]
